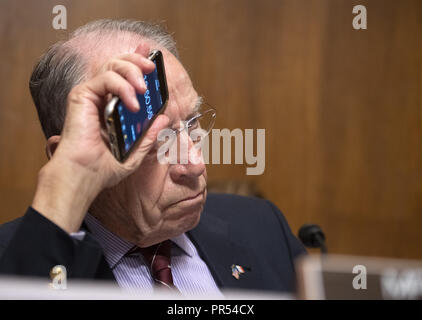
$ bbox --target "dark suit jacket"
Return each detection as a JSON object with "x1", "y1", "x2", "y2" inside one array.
[{"x1": 0, "y1": 193, "x2": 306, "y2": 293}]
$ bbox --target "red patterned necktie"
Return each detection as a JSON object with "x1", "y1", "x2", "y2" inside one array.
[{"x1": 136, "y1": 240, "x2": 177, "y2": 290}]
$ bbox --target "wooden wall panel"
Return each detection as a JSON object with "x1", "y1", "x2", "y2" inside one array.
[{"x1": 0, "y1": 0, "x2": 421, "y2": 259}]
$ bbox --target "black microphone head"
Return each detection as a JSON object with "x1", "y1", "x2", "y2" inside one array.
[{"x1": 298, "y1": 224, "x2": 326, "y2": 248}]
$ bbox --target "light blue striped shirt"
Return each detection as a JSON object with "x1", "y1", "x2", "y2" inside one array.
[{"x1": 83, "y1": 214, "x2": 223, "y2": 297}]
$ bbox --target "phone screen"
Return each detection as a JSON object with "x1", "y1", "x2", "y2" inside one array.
[{"x1": 116, "y1": 54, "x2": 167, "y2": 156}]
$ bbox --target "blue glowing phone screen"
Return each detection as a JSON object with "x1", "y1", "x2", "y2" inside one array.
[{"x1": 117, "y1": 61, "x2": 164, "y2": 153}]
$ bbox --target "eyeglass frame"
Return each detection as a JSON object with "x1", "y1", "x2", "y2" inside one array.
[{"x1": 156, "y1": 102, "x2": 217, "y2": 147}]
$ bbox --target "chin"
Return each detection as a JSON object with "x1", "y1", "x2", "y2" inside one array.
[
  {"x1": 182, "y1": 205, "x2": 202, "y2": 230},
  {"x1": 170, "y1": 202, "x2": 203, "y2": 235},
  {"x1": 164, "y1": 192, "x2": 205, "y2": 237},
  {"x1": 151, "y1": 190, "x2": 206, "y2": 241}
]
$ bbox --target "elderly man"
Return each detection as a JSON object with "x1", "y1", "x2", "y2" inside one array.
[{"x1": 0, "y1": 19, "x2": 305, "y2": 295}]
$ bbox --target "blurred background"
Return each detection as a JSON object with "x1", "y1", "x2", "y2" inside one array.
[{"x1": 0, "y1": 0, "x2": 421, "y2": 259}]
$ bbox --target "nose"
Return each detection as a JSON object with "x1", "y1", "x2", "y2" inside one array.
[{"x1": 169, "y1": 130, "x2": 206, "y2": 182}]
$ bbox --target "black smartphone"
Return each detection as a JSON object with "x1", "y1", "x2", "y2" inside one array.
[{"x1": 104, "y1": 50, "x2": 168, "y2": 162}]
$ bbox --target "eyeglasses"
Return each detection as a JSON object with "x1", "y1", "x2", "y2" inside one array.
[{"x1": 155, "y1": 102, "x2": 217, "y2": 149}]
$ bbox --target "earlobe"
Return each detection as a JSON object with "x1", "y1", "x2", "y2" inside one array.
[{"x1": 45, "y1": 135, "x2": 61, "y2": 159}]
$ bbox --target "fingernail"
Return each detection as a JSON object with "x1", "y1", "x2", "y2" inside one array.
[{"x1": 144, "y1": 58, "x2": 155, "y2": 68}]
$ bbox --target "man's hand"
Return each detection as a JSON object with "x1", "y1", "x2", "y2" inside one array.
[{"x1": 32, "y1": 43, "x2": 169, "y2": 233}]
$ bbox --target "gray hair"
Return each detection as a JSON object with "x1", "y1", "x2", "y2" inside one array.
[{"x1": 29, "y1": 19, "x2": 179, "y2": 139}]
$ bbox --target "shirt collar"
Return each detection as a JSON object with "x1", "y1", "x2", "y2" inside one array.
[
  {"x1": 84, "y1": 213, "x2": 134, "y2": 269},
  {"x1": 83, "y1": 213, "x2": 193, "y2": 269},
  {"x1": 171, "y1": 233, "x2": 194, "y2": 258}
]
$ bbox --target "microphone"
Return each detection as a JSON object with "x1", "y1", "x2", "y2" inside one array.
[{"x1": 298, "y1": 224, "x2": 327, "y2": 254}]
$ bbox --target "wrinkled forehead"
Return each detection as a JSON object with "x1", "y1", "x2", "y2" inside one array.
[{"x1": 67, "y1": 31, "x2": 198, "y2": 123}]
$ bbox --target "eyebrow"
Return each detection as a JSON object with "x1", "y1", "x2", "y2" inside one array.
[
  {"x1": 185, "y1": 95, "x2": 204, "y2": 120},
  {"x1": 169, "y1": 96, "x2": 204, "y2": 130}
]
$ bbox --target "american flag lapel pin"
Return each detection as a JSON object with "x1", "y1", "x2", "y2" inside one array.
[{"x1": 231, "y1": 264, "x2": 245, "y2": 280}]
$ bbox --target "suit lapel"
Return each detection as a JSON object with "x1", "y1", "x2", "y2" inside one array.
[
  {"x1": 80, "y1": 221, "x2": 116, "y2": 282},
  {"x1": 187, "y1": 208, "x2": 263, "y2": 290}
]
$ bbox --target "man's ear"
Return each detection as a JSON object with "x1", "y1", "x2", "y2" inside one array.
[{"x1": 45, "y1": 135, "x2": 61, "y2": 160}]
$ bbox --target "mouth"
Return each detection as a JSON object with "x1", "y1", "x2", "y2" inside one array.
[{"x1": 170, "y1": 190, "x2": 206, "y2": 208}]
